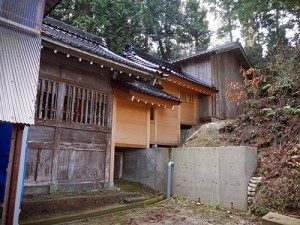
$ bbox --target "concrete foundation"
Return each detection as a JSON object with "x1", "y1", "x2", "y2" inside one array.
[{"x1": 121, "y1": 146, "x2": 257, "y2": 210}]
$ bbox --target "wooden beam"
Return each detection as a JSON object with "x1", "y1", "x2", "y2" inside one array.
[{"x1": 114, "y1": 143, "x2": 148, "y2": 149}]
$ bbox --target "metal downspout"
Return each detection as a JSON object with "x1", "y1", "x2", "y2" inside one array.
[{"x1": 167, "y1": 161, "x2": 174, "y2": 198}]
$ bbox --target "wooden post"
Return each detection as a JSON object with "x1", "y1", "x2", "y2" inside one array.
[
  {"x1": 51, "y1": 82, "x2": 65, "y2": 190},
  {"x1": 108, "y1": 93, "x2": 116, "y2": 185},
  {"x1": 5, "y1": 125, "x2": 25, "y2": 225}
]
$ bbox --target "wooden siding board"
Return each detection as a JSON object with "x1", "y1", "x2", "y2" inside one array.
[
  {"x1": 36, "y1": 149, "x2": 53, "y2": 183},
  {"x1": 115, "y1": 97, "x2": 148, "y2": 147},
  {"x1": 28, "y1": 126, "x2": 55, "y2": 143},
  {"x1": 181, "y1": 57, "x2": 212, "y2": 84},
  {"x1": 25, "y1": 52, "x2": 111, "y2": 189},
  {"x1": 25, "y1": 148, "x2": 38, "y2": 182},
  {"x1": 60, "y1": 128, "x2": 107, "y2": 145},
  {"x1": 57, "y1": 149, "x2": 69, "y2": 180},
  {"x1": 211, "y1": 52, "x2": 244, "y2": 119}
]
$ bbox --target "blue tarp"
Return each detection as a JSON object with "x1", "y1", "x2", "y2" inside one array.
[{"x1": 0, "y1": 123, "x2": 14, "y2": 203}]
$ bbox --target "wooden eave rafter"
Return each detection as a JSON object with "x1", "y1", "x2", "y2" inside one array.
[
  {"x1": 164, "y1": 74, "x2": 218, "y2": 95},
  {"x1": 112, "y1": 83, "x2": 180, "y2": 108},
  {"x1": 41, "y1": 38, "x2": 159, "y2": 80}
]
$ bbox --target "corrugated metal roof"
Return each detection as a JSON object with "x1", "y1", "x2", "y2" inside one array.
[{"x1": 0, "y1": 23, "x2": 41, "y2": 124}]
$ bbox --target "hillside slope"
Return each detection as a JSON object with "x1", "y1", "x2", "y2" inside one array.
[{"x1": 185, "y1": 73, "x2": 300, "y2": 217}]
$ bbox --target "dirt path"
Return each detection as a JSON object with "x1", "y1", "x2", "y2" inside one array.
[{"x1": 64, "y1": 197, "x2": 261, "y2": 225}]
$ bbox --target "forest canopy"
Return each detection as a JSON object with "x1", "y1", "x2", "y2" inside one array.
[{"x1": 51, "y1": 0, "x2": 300, "y2": 65}]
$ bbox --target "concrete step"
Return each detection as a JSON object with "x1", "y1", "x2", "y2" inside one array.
[
  {"x1": 20, "y1": 192, "x2": 140, "y2": 219},
  {"x1": 262, "y1": 212, "x2": 300, "y2": 225}
]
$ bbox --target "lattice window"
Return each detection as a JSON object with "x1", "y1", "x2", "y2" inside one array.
[
  {"x1": 35, "y1": 79, "x2": 59, "y2": 120},
  {"x1": 63, "y1": 85, "x2": 109, "y2": 127}
]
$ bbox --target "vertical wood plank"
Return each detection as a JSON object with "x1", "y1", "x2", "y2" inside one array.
[
  {"x1": 85, "y1": 90, "x2": 89, "y2": 124},
  {"x1": 38, "y1": 79, "x2": 45, "y2": 119},
  {"x1": 50, "y1": 81, "x2": 56, "y2": 120},
  {"x1": 70, "y1": 86, "x2": 76, "y2": 122},
  {"x1": 35, "y1": 79, "x2": 41, "y2": 119},
  {"x1": 75, "y1": 87, "x2": 81, "y2": 123},
  {"x1": 80, "y1": 88, "x2": 85, "y2": 123},
  {"x1": 56, "y1": 83, "x2": 65, "y2": 122},
  {"x1": 98, "y1": 93, "x2": 103, "y2": 126},
  {"x1": 89, "y1": 91, "x2": 94, "y2": 124},
  {"x1": 44, "y1": 80, "x2": 51, "y2": 119},
  {"x1": 51, "y1": 127, "x2": 61, "y2": 186},
  {"x1": 65, "y1": 85, "x2": 71, "y2": 121},
  {"x1": 93, "y1": 92, "x2": 98, "y2": 125}
]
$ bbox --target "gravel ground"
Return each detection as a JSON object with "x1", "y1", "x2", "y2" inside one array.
[{"x1": 64, "y1": 197, "x2": 262, "y2": 225}]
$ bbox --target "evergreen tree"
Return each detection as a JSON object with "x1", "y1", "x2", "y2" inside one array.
[
  {"x1": 180, "y1": 0, "x2": 210, "y2": 53},
  {"x1": 92, "y1": 0, "x2": 145, "y2": 54},
  {"x1": 205, "y1": 0, "x2": 238, "y2": 42},
  {"x1": 144, "y1": 0, "x2": 183, "y2": 60}
]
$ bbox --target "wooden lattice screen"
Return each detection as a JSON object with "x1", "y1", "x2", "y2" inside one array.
[
  {"x1": 35, "y1": 78, "x2": 109, "y2": 127},
  {"x1": 35, "y1": 79, "x2": 59, "y2": 120},
  {"x1": 63, "y1": 84, "x2": 108, "y2": 126}
]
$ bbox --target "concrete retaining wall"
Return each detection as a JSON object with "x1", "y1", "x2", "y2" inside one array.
[{"x1": 121, "y1": 146, "x2": 257, "y2": 210}]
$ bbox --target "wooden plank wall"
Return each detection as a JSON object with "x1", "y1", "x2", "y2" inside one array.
[
  {"x1": 180, "y1": 91, "x2": 199, "y2": 125},
  {"x1": 25, "y1": 49, "x2": 112, "y2": 190},
  {"x1": 156, "y1": 81, "x2": 180, "y2": 146},
  {"x1": 180, "y1": 57, "x2": 212, "y2": 84},
  {"x1": 180, "y1": 52, "x2": 244, "y2": 119},
  {"x1": 114, "y1": 96, "x2": 149, "y2": 148},
  {"x1": 211, "y1": 52, "x2": 244, "y2": 119}
]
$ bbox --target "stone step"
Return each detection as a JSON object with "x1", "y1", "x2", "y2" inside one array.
[{"x1": 262, "y1": 212, "x2": 300, "y2": 225}]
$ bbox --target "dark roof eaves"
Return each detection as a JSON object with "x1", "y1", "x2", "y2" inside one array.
[
  {"x1": 41, "y1": 19, "x2": 164, "y2": 77},
  {"x1": 113, "y1": 79, "x2": 182, "y2": 103},
  {"x1": 173, "y1": 42, "x2": 242, "y2": 64},
  {"x1": 124, "y1": 44, "x2": 217, "y2": 90}
]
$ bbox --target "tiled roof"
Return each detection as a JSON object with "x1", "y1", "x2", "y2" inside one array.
[
  {"x1": 124, "y1": 44, "x2": 217, "y2": 90},
  {"x1": 172, "y1": 42, "x2": 251, "y2": 68},
  {"x1": 113, "y1": 79, "x2": 182, "y2": 103},
  {"x1": 42, "y1": 17, "x2": 163, "y2": 76}
]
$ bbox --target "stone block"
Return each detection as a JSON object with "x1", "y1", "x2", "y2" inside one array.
[{"x1": 262, "y1": 212, "x2": 300, "y2": 225}]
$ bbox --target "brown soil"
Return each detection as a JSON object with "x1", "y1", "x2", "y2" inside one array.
[{"x1": 64, "y1": 197, "x2": 261, "y2": 225}]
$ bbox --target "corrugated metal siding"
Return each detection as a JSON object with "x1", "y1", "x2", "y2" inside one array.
[
  {"x1": 0, "y1": 0, "x2": 45, "y2": 30},
  {"x1": 0, "y1": 24, "x2": 41, "y2": 124}
]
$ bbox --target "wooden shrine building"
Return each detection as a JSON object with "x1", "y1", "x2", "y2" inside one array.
[
  {"x1": 173, "y1": 42, "x2": 252, "y2": 120},
  {"x1": 24, "y1": 18, "x2": 218, "y2": 194},
  {"x1": 24, "y1": 18, "x2": 163, "y2": 194}
]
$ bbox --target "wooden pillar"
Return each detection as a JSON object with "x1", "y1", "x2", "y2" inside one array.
[
  {"x1": 5, "y1": 125, "x2": 25, "y2": 225},
  {"x1": 108, "y1": 94, "x2": 117, "y2": 185},
  {"x1": 51, "y1": 82, "x2": 65, "y2": 190}
]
